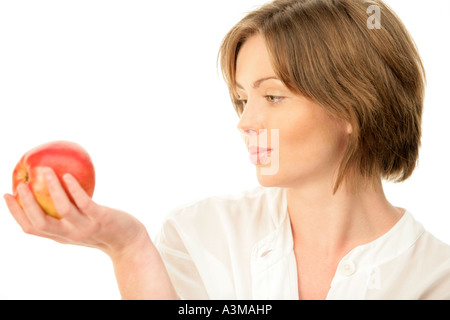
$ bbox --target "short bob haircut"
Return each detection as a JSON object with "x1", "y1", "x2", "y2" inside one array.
[{"x1": 218, "y1": 0, "x2": 426, "y2": 192}]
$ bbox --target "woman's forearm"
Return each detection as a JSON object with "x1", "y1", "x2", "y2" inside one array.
[{"x1": 110, "y1": 229, "x2": 179, "y2": 300}]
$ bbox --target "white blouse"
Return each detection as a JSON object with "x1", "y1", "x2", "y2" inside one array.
[{"x1": 154, "y1": 186, "x2": 450, "y2": 300}]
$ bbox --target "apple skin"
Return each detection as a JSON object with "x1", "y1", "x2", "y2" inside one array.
[{"x1": 12, "y1": 141, "x2": 95, "y2": 219}]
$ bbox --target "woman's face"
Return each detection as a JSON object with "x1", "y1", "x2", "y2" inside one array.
[{"x1": 235, "y1": 34, "x2": 351, "y2": 189}]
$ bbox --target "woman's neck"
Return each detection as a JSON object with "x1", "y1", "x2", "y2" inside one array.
[{"x1": 286, "y1": 177, "x2": 404, "y2": 257}]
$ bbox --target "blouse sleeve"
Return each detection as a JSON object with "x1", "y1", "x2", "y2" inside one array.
[{"x1": 153, "y1": 214, "x2": 210, "y2": 300}]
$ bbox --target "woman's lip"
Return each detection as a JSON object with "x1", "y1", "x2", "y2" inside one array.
[
  {"x1": 248, "y1": 146, "x2": 273, "y2": 154},
  {"x1": 248, "y1": 148, "x2": 273, "y2": 165}
]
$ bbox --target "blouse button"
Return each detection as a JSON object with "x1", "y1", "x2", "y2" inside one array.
[{"x1": 339, "y1": 260, "x2": 356, "y2": 276}]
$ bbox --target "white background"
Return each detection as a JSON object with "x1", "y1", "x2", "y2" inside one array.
[{"x1": 0, "y1": 0, "x2": 448, "y2": 299}]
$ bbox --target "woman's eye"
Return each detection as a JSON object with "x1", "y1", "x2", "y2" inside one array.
[
  {"x1": 234, "y1": 96, "x2": 283, "y2": 108},
  {"x1": 265, "y1": 96, "x2": 284, "y2": 104}
]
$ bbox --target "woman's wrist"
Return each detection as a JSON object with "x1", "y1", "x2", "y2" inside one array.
[
  {"x1": 104, "y1": 221, "x2": 152, "y2": 262},
  {"x1": 106, "y1": 225, "x2": 178, "y2": 299}
]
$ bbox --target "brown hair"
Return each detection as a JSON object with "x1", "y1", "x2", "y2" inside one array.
[{"x1": 218, "y1": 0, "x2": 426, "y2": 192}]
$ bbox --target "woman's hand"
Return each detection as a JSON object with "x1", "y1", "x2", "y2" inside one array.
[
  {"x1": 3, "y1": 167, "x2": 178, "y2": 299},
  {"x1": 4, "y1": 167, "x2": 144, "y2": 257}
]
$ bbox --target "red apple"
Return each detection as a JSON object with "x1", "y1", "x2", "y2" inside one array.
[{"x1": 12, "y1": 141, "x2": 95, "y2": 219}]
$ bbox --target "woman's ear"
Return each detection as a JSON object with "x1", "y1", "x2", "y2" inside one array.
[{"x1": 345, "y1": 121, "x2": 353, "y2": 135}]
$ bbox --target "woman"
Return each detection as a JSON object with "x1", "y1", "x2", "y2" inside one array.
[{"x1": 4, "y1": 0, "x2": 450, "y2": 299}]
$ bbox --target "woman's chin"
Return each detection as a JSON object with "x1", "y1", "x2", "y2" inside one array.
[{"x1": 256, "y1": 167, "x2": 282, "y2": 187}]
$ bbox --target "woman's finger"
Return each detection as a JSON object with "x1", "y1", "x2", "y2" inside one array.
[
  {"x1": 4, "y1": 193, "x2": 75, "y2": 244},
  {"x1": 15, "y1": 183, "x2": 62, "y2": 235},
  {"x1": 63, "y1": 173, "x2": 102, "y2": 219},
  {"x1": 43, "y1": 167, "x2": 87, "y2": 225}
]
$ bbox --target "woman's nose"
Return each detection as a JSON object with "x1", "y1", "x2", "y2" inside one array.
[
  {"x1": 236, "y1": 99, "x2": 264, "y2": 138},
  {"x1": 237, "y1": 118, "x2": 260, "y2": 147},
  {"x1": 237, "y1": 112, "x2": 266, "y2": 148}
]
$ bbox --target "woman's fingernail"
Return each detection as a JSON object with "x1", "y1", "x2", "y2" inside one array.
[{"x1": 62, "y1": 173, "x2": 73, "y2": 183}]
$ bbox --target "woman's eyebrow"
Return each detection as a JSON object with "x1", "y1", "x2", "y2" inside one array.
[{"x1": 236, "y1": 76, "x2": 279, "y2": 90}]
